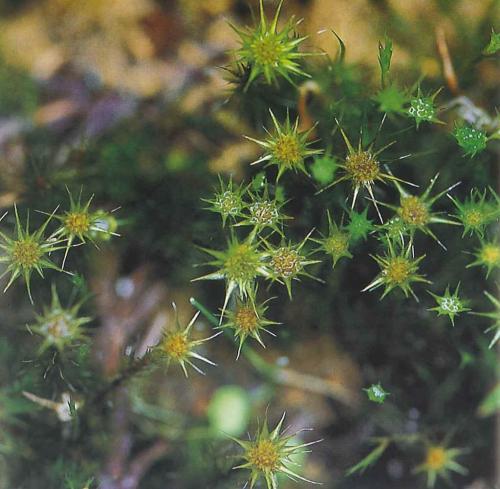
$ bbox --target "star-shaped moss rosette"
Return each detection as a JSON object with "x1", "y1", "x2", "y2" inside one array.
[
  {"x1": 374, "y1": 85, "x2": 408, "y2": 115},
  {"x1": 363, "y1": 239, "x2": 430, "y2": 301},
  {"x1": 231, "y1": 412, "x2": 321, "y2": 489},
  {"x1": 317, "y1": 119, "x2": 411, "y2": 221},
  {"x1": 0, "y1": 205, "x2": 66, "y2": 304},
  {"x1": 246, "y1": 110, "x2": 321, "y2": 181},
  {"x1": 229, "y1": 0, "x2": 312, "y2": 90},
  {"x1": 194, "y1": 235, "x2": 267, "y2": 318},
  {"x1": 466, "y1": 239, "x2": 500, "y2": 278},
  {"x1": 312, "y1": 211, "x2": 352, "y2": 268},
  {"x1": 407, "y1": 87, "x2": 442, "y2": 128},
  {"x1": 222, "y1": 297, "x2": 279, "y2": 358},
  {"x1": 345, "y1": 207, "x2": 375, "y2": 243},
  {"x1": 261, "y1": 231, "x2": 321, "y2": 298},
  {"x1": 157, "y1": 303, "x2": 221, "y2": 377},
  {"x1": 383, "y1": 174, "x2": 460, "y2": 249},
  {"x1": 309, "y1": 153, "x2": 338, "y2": 186},
  {"x1": 414, "y1": 444, "x2": 467, "y2": 488},
  {"x1": 235, "y1": 183, "x2": 291, "y2": 236},
  {"x1": 29, "y1": 285, "x2": 90, "y2": 354},
  {"x1": 453, "y1": 124, "x2": 488, "y2": 157},
  {"x1": 51, "y1": 188, "x2": 118, "y2": 268},
  {"x1": 473, "y1": 291, "x2": 500, "y2": 348},
  {"x1": 427, "y1": 284, "x2": 470, "y2": 326},
  {"x1": 376, "y1": 216, "x2": 409, "y2": 245},
  {"x1": 448, "y1": 187, "x2": 499, "y2": 238},
  {"x1": 202, "y1": 176, "x2": 247, "y2": 227},
  {"x1": 364, "y1": 383, "x2": 390, "y2": 404}
]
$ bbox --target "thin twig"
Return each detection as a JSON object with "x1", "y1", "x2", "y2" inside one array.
[{"x1": 436, "y1": 27, "x2": 460, "y2": 95}]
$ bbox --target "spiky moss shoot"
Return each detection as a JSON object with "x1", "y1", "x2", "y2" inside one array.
[
  {"x1": 324, "y1": 233, "x2": 350, "y2": 259},
  {"x1": 378, "y1": 217, "x2": 409, "y2": 245},
  {"x1": 162, "y1": 332, "x2": 189, "y2": 360},
  {"x1": 346, "y1": 208, "x2": 374, "y2": 243},
  {"x1": 318, "y1": 120, "x2": 410, "y2": 221},
  {"x1": 236, "y1": 183, "x2": 290, "y2": 236},
  {"x1": 364, "y1": 383, "x2": 390, "y2": 404},
  {"x1": 232, "y1": 413, "x2": 321, "y2": 489},
  {"x1": 449, "y1": 188, "x2": 499, "y2": 238},
  {"x1": 387, "y1": 174, "x2": 460, "y2": 249},
  {"x1": 248, "y1": 439, "x2": 280, "y2": 472},
  {"x1": 229, "y1": 0, "x2": 311, "y2": 89},
  {"x1": 64, "y1": 211, "x2": 91, "y2": 235},
  {"x1": 426, "y1": 447, "x2": 446, "y2": 470},
  {"x1": 428, "y1": 284, "x2": 470, "y2": 326},
  {"x1": 53, "y1": 188, "x2": 118, "y2": 267},
  {"x1": 225, "y1": 243, "x2": 261, "y2": 282},
  {"x1": 263, "y1": 232, "x2": 321, "y2": 298},
  {"x1": 157, "y1": 303, "x2": 220, "y2": 377},
  {"x1": 463, "y1": 209, "x2": 483, "y2": 228},
  {"x1": 271, "y1": 247, "x2": 302, "y2": 278},
  {"x1": 399, "y1": 196, "x2": 429, "y2": 227},
  {"x1": 385, "y1": 257, "x2": 412, "y2": 284},
  {"x1": 12, "y1": 238, "x2": 42, "y2": 268},
  {"x1": 474, "y1": 291, "x2": 500, "y2": 348},
  {"x1": 344, "y1": 150, "x2": 380, "y2": 185},
  {"x1": 374, "y1": 85, "x2": 408, "y2": 114},
  {"x1": 223, "y1": 298, "x2": 278, "y2": 357},
  {"x1": 218, "y1": 192, "x2": 241, "y2": 215},
  {"x1": 453, "y1": 125, "x2": 488, "y2": 157},
  {"x1": 30, "y1": 285, "x2": 90, "y2": 353},
  {"x1": 0, "y1": 206, "x2": 65, "y2": 304},
  {"x1": 414, "y1": 445, "x2": 467, "y2": 488},
  {"x1": 235, "y1": 306, "x2": 259, "y2": 332},
  {"x1": 203, "y1": 177, "x2": 246, "y2": 227},
  {"x1": 407, "y1": 88, "x2": 441, "y2": 128},
  {"x1": 467, "y1": 241, "x2": 500, "y2": 278},
  {"x1": 313, "y1": 211, "x2": 352, "y2": 268},
  {"x1": 363, "y1": 239, "x2": 429, "y2": 301},
  {"x1": 250, "y1": 201, "x2": 279, "y2": 226},
  {"x1": 194, "y1": 236, "x2": 266, "y2": 320},
  {"x1": 246, "y1": 110, "x2": 322, "y2": 180},
  {"x1": 271, "y1": 133, "x2": 306, "y2": 172}
]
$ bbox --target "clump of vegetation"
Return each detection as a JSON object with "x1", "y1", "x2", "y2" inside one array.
[{"x1": 0, "y1": 1, "x2": 498, "y2": 488}]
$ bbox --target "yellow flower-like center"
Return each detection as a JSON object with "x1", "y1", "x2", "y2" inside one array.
[
  {"x1": 324, "y1": 233, "x2": 349, "y2": 256},
  {"x1": 273, "y1": 134, "x2": 303, "y2": 167},
  {"x1": 250, "y1": 201, "x2": 278, "y2": 225},
  {"x1": 65, "y1": 211, "x2": 91, "y2": 235},
  {"x1": 247, "y1": 439, "x2": 280, "y2": 472},
  {"x1": 399, "y1": 196, "x2": 429, "y2": 227},
  {"x1": 271, "y1": 248, "x2": 301, "y2": 278},
  {"x1": 235, "y1": 306, "x2": 259, "y2": 333},
  {"x1": 12, "y1": 239, "x2": 42, "y2": 268},
  {"x1": 225, "y1": 244, "x2": 259, "y2": 282},
  {"x1": 344, "y1": 151, "x2": 380, "y2": 185},
  {"x1": 480, "y1": 244, "x2": 500, "y2": 265},
  {"x1": 163, "y1": 333, "x2": 189, "y2": 360},
  {"x1": 385, "y1": 257, "x2": 411, "y2": 284},
  {"x1": 426, "y1": 447, "x2": 447, "y2": 470},
  {"x1": 251, "y1": 35, "x2": 282, "y2": 67},
  {"x1": 42, "y1": 313, "x2": 72, "y2": 340},
  {"x1": 218, "y1": 191, "x2": 240, "y2": 215},
  {"x1": 463, "y1": 209, "x2": 483, "y2": 227}
]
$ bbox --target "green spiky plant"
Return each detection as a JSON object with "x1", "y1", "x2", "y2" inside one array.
[{"x1": 0, "y1": 1, "x2": 499, "y2": 489}]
